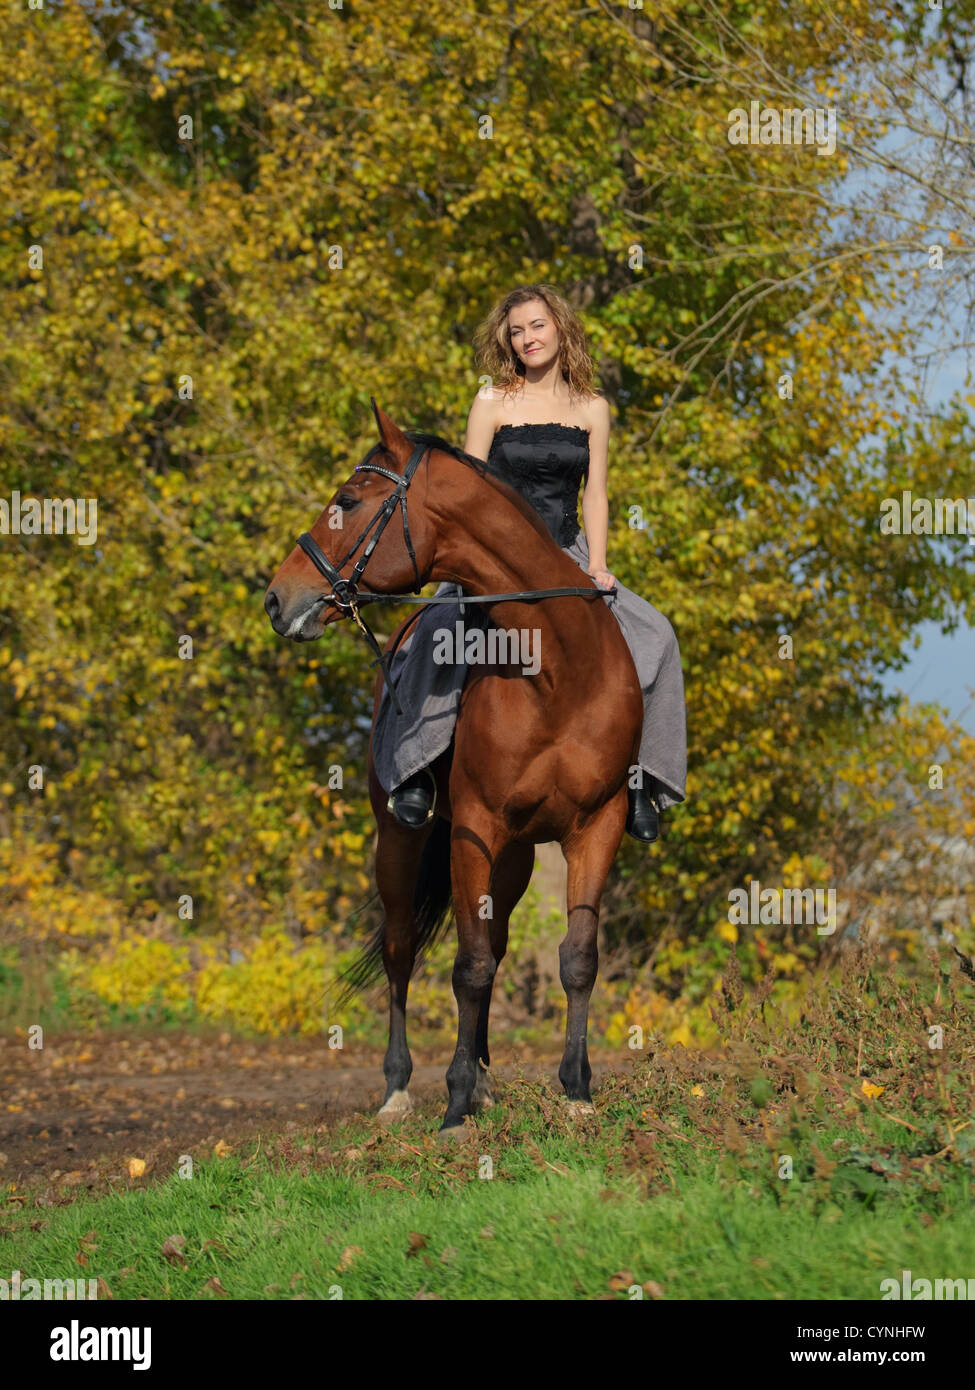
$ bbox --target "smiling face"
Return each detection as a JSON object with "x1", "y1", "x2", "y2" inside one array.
[{"x1": 507, "y1": 296, "x2": 561, "y2": 373}]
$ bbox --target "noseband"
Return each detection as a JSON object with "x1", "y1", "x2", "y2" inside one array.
[
  {"x1": 294, "y1": 435, "x2": 612, "y2": 716},
  {"x1": 297, "y1": 438, "x2": 427, "y2": 609}
]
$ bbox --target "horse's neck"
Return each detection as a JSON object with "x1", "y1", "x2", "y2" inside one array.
[{"x1": 428, "y1": 471, "x2": 603, "y2": 650}]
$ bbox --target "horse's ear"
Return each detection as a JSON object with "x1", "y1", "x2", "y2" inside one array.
[{"x1": 371, "y1": 398, "x2": 411, "y2": 466}]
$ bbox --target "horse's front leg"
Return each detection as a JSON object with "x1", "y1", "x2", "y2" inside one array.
[{"x1": 441, "y1": 822, "x2": 507, "y2": 1136}]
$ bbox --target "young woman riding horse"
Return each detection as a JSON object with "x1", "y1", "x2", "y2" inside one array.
[
  {"x1": 376, "y1": 284, "x2": 686, "y2": 840},
  {"x1": 265, "y1": 283, "x2": 686, "y2": 1134}
]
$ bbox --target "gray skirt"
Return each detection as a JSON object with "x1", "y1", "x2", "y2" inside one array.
[{"x1": 371, "y1": 531, "x2": 687, "y2": 811}]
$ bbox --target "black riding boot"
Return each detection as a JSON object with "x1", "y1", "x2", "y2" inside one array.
[
  {"x1": 387, "y1": 767, "x2": 436, "y2": 828},
  {"x1": 626, "y1": 783, "x2": 659, "y2": 843}
]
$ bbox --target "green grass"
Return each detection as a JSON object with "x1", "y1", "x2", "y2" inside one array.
[
  {"x1": 2, "y1": 1077, "x2": 972, "y2": 1299},
  {"x1": 3, "y1": 949, "x2": 972, "y2": 1300},
  {"x1": 2, "y1": 1117, "x2": 971, "y2": 1301}
]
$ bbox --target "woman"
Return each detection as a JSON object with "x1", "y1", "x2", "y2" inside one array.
[{"x1": 372, "y1": 283, "x2": 687, "y2": 842}]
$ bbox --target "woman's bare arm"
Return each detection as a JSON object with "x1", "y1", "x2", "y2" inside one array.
[
  {"x1": 464, "y1": 390, "x2": 498, "y2": 461},
  {"x1": 581, "y1": 396, "x2": 611, "y2": 575}
]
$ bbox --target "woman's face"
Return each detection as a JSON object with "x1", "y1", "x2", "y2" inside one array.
[{"x1": 507, "y1": 298, "x2": 560, "y2": 372}]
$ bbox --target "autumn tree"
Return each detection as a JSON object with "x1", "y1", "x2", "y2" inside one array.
[{"x1": 0, "y1": 1, "x2": 972, "y2": 1006}]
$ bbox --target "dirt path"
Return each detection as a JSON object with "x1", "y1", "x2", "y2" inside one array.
[{"x1": 0, "y1": 1031, "x2": 624, "y2": 1191}]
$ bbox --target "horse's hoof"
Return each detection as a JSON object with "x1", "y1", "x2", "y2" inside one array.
[
  {"x1": 377, "y1": 1089, "x2": 413, "y2": 1123},
  {"x1": 437, "y1": 1121, "x2": 470, "y2": 1143},
  {"x1": 562, "y1": 1099, "x2": 596, "y2": 1117},
  {"x1": 472, "y1": 1068, "x2": 496, "y2": 1112}
]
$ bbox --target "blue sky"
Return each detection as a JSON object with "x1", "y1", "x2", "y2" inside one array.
[
  {"x1": 882, "y1": 619, "x2": 975, "y2": 734},
  {"x1": 877, "y1": 352, "x2": 974, "y2": 735}
]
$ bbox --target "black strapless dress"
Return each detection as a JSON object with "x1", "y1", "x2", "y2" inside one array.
[
  {"x1": 371, "y1": 423, "x2": 687, "y2": 811},
  {"x1": 486, "y1": 423, "x2": 589, "y2": 547}
]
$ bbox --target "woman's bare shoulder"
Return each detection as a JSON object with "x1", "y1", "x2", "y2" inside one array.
[
  {"x1": 583, "y1": 393, "x2": 611, "y2": 431},
  {"x1": 467, "y1": 386, "x2": 505, "y2": 424}
]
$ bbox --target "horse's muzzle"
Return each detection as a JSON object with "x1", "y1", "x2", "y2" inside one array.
[{"x1": 264, "y1": 588, "x2": 332, "y2": 641}]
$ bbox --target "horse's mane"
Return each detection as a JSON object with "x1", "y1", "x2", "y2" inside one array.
[{"x1": 394, "y1": 431, "x2": 555, "y2": 546}]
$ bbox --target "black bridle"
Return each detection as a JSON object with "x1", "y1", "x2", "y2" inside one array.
[{"x1": 295, "y1": 436, "x2": 613, "y2": 715}]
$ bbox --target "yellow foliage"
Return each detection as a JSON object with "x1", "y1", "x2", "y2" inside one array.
[
  {"x1": 603, "y1": 982, "x2": 719, "y2": 1049},
  {"x1": 66, "y1": 935, "x2": 192, "y2": 1011},
  {"x1": 0, "y1": 835, "x2": 123, "y2": 941},
  {"x1": 195, "y1": 930, "x2": 330, "y2": 1037},
  {"x1": 1, "y1": 0, "x2": 973, "y2": 1027}
]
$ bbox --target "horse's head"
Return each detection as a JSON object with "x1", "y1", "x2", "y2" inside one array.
[{"x1": 265, "y1": 401, "x2": 436, "y2": 641}]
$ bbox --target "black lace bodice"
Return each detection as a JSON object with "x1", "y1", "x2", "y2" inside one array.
[{"x1": 486, "y1": 422, "x2": 589, "y2": 547}]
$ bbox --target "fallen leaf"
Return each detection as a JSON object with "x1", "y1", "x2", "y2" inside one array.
[
  {"x1": 608, "y1": 1270, "x2": 634, "y2": 1292},
  {"x1": 406, "y1": 1231, "x2": 430, "y2": 1258},
  {"x1": 161, "y1": 1235, "x2": 187, "y2": 1268},
  {"x1": 861, "y1": 1080, "x2": 884, "y2": 1100},
  {"x1": 337, "y1": 1245, "x2": 363, "y2": 1272},
  {"x1": 127, "y1": 1158, "x2": 146, "y2": 1179},
  {"x1": 213, "y1": 1140, "x2": 233, "y2": 1158}
]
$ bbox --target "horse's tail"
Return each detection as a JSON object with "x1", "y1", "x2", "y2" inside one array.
[{"x1": 335, "y1": 816, "x2": 453, "y2": 1003}]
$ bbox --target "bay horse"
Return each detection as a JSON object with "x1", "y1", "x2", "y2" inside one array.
[{"x1": 265, "y1": 402, "x2": 642, "y2": 1135}]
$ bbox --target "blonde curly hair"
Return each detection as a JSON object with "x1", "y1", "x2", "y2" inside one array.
[{"x1": 472, "y1": 283, "x2": 597, "y2": 400}]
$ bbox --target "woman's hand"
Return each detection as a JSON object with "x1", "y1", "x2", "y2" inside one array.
[{"x1": 588, "y1": 567, "x2": 616, "y2": 591}]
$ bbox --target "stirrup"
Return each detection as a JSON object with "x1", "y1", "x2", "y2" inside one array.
[{"x1": 387, "y1": 766, "x2": 437, "y2": 827}]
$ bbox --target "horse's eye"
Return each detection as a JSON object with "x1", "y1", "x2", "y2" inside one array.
[{"x1": 336, "y1": 494, "x2": 359, "y2": 511}]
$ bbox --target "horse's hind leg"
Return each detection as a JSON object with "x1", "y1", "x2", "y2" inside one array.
[
  {"x1": 559, "y1": 794, "x2": 627, "y2": 1108},
  {"x1": 370, "y1": 769, "x2": 440, "y2": 1121},
  {"x1": 471, "y1": 838, "x2": 534, "y2": 1111}
]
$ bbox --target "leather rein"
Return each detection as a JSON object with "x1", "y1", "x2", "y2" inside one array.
[{"x1": 295, "y1": 436, "x2": 613, "y2": 716}]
